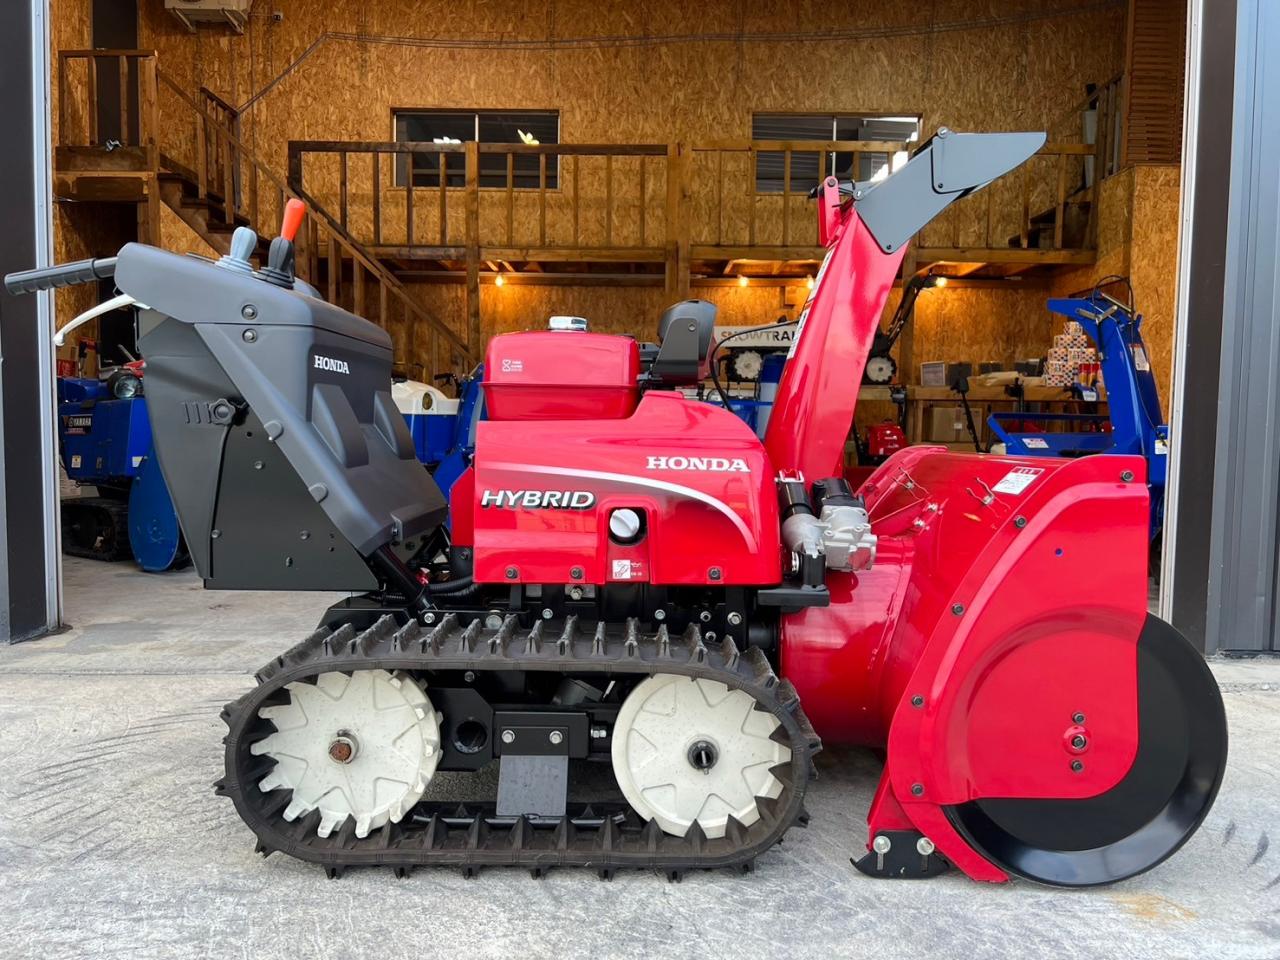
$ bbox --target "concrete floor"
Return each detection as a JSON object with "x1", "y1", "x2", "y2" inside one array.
[{"x1": 1, "y1": 558, "x2": 1279, "y2": 960}]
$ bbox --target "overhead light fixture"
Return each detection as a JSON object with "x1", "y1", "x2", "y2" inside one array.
[
  {"x1": 805, "y1": 275, "x2": 815, "y2": 290},
  {"x1": 494, "y1": 273, "x2": 506, "y2": 287},
  {"x1": 934, "y1": 275, "x2": 948, "y2": 288},
  {"x1": 738, "y1": 275, "x2": 749, "y2": 287}
]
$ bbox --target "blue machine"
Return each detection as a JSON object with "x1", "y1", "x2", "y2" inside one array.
[
  {"x1": 392, "y1": 378, "x2": 463, "y2": 467},
  {"x1": 710, "y1": 352, "x2": 788, "y2": 438},
  {"x1": 987, "y1": 291, "x2": 1168, "y2": 540},
  {"x1": 58, "y1": 375, "x2": 188, "y2": 571},
  {"x1": 431, "y1": 365, "x2": 486, "y2": 506}
]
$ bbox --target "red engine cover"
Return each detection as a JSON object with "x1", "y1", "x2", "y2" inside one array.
[
  {"x1": 469, "y1": 392, "x2": 781, "y2": 586},
  {"x1": 484, "y1": 331, "x2": 639, "y2": 421}
]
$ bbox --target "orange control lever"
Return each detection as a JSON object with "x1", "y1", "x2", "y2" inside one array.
[{"x1": 280, "y1": 199, "x2": 306, "y2": 243}]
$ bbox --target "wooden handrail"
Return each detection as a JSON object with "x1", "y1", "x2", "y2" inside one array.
[
  {"x1": 60, "y1": 48, "x2": 157, "y2": 58},
  {"x1": 155, "y1": 68, "x2": 472, "y2": 363},
  {"x1": 198, "y1": 85, "x2": 239, "y2": 118}
]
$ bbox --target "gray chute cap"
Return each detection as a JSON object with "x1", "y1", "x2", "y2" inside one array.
[{"x1": 852, "y1": 129, "x2": 1047, "y2": 254}]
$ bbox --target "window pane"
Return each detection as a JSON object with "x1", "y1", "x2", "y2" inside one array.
[
  {"x1": 478, "y1": 111, "x2": 558, "y2": 189},
  {"x1": 833, "y1": 116, "x2": 919, "y2": 142},
  {"x1": 751, "y1": 114, "x2": 834, "y2": 140},
  {"x1": 752, "y1": 115, "x2": 832, "y2": 193},
  {"x1": 394, "y1": 111, "x2": 471, "y2": 188}
]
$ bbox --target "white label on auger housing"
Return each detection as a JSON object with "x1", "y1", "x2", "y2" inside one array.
[{"x1": 992, "y1": 466, "x2": 1043, "y2": 495}]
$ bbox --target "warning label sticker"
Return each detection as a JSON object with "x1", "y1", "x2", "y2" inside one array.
[
  {"x1": 1022, "y1": 437, "x2": 1050, "y2": 449},
  {"x1": 611, "y1": 559, "x2": 644, "y2": 581},
  {"x1": 992, "y1": 466, "x2": 1044, "y2": 495}
]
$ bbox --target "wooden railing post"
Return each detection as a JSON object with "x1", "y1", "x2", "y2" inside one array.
[
  {"x1": 140, "y1": 56, "x2": 158, "y2": 171},
  {"x1": 464, "y1": 139, "x2": 482, "y2": 358},
  {"x1": 664, "y1": 142, "x2": 691, "y2": 299},
  {"x1": 118, "y1": 56, "x2": 130, "y2": 145}
]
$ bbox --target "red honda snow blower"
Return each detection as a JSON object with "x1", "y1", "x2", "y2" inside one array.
[{"x1": 4, "y1": 128, "x2": 1225, "y2": 886}]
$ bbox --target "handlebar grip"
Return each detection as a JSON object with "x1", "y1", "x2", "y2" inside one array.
[{"x1": 4, "y1": 257, "x2": 117, "y2": 296}]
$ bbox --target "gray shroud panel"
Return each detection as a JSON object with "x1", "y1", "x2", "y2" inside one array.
[{"x1": 117, "y1": 243, "x2": 446, "y2": 591}]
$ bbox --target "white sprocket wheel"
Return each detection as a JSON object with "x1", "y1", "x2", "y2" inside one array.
[
  {"x1": 611, "y1": 674, "x2": 790, "y2": 839},
  {"x1": 251, "y1": 669, "x2": 442, "y2": 839},
  {"x1": 732, "y1": 349, "x2": 765, "y2": 381}
]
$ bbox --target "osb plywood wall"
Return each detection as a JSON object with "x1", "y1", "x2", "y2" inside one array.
[
  {"x1": 1051, "y1": 163, "x2": 1180, "y2": 412},
  {"x1": 1127, "y1": 164, "x2": 1181, "y2": 409},
  {"x1": 50, "y1": 0, "x2": 1128, "y2": 374}
]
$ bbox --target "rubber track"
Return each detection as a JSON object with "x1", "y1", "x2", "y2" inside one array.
[
  {"x1": 61, "y1": 497, "x2": 130, "y2": 562},
  {"x1": 215, "y1": 614, "x2": 821, "y2": 879}
]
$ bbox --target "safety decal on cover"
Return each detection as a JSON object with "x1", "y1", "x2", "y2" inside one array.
[
  {"x1": 611, "y1": 559, "x2": 644, "y2": 581},
  {"x1": 992, "y1": 466, "x2": 1043, "y2": 495},
  {"x1": 1022, "y1": 437, "x2": 1050, "y2": 450}
]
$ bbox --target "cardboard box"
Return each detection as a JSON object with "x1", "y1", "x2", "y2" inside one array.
[{"x1": 927, "y1": 405, "x2": 970, "y2": 443}]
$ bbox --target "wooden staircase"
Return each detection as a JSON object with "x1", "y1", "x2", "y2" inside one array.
[{"x1": 53, "y1": 49, "x2": 476, "y2": 379}]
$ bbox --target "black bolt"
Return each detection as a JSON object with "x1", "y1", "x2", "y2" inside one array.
[
  {"x1": 505, "y1": 566, "x2": 518, "y2": 580},
  {"x1": 951, "y1": 603, "x2": 965, "y2": 616},
  {"x1": 1071, "y1": 760, "x2": 1084, "y2": 773},
  {"x1": 1014, "y1": 516, "x2": 1028, "y2": 528},
  {"x1": 241, "y1": 304, "x2": 258, "y2": 320},
  {"x1": 911, "y1": 695, "x2": 924, "y2": 708},
  {"x1": 253, "y1": 460, "x2": 264, "y2": 471},
  {"x1": 911, "y1": 783, "x2": 924, "y2": 796},
  {"x1": 1121, "y1": 470, "x2": 1135, "y2": 482},
  {"x1": 300, "y1": 531, "x2": 310, "y2": 541},
  {"x1": 709, "y1": 567, "x2": 723, "y2": 581},
  {"x1": 1071, "y1": 734, "x2": 1088, "y2": 750},
  {"x1": 210, "y1": 529, "x2": 221, "y2": 539},
  {"x1": 687, "y1": 739, "x2": 718, "y2": 772},
  {"x1": 1072, "y1": 712, "x2": 1085, "y2": 723},
  {"x1": 570, "y1": 566, "x2": 584, "y2": 580}
]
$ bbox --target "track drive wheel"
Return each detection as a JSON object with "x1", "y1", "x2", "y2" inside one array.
[
  {"x1": 947, "y1": 614, "x2": 1227, "y2": 886},
  {"x1": 251, "y1": 670, "x2": 442, "y2": 839},
  {"x1": 611, "y1": 674, "x2": 791, "y2": 839}
]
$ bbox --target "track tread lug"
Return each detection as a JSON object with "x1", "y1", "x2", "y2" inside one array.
[
  {"x1": 392, "y1": 620, "x2": 420, "y2": 652},
  {"x1": 524, "y1": 620, "x2": 544, "y2": 654},
  {"x1": 509, "y1": 815, "x2": 529, "y2": 851},
  {"x1": 624, "y1": 618, "x2": 640, "y2": 658},
  {"x1": 683, "y1": 624, "x2": 706, "y2": 663},
  {"x1": 656, "y1": 624, "x2": 671, "y2": 658},
  {"x1": 720, "y1": 634, "x2": 741, "y2": 668},
  {"x1": 459, "y1": 620, "x2": 482, "y2": 654},
  {"x1": 426, "y1": 613, "x2": 458, "y2": 654},
  {"x1": 591, "y1": 622, "x2": 607, "y2": 657}
]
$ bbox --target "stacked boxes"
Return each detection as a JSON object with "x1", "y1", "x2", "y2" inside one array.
[{"x1": 1043, "y1": 321, "x2": 1099, "y2": 387}]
